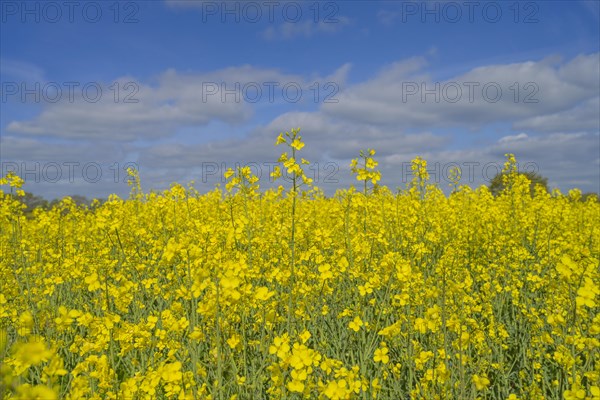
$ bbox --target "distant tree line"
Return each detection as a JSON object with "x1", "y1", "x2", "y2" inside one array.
[
  {"x1": 7, "y1": 192, "x2": 106, "y2": 217},
  {"x1": 488, "y1": 171, "x2": 549, "y2": 197},
  {"x1": 4, "y1": 171, "x2": 599, "y2": 217},
  {"x1": 488, "y1": 171, "x2": 598, "y2": 201}
]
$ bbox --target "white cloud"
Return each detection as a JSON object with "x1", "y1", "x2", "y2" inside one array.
[
  {"x1": 514, "y1": 96, "x2": 600, "y2": 132},
  {"x1": 0, "y1": 59, "x2": 45, "y2": 82},
  {"x1": 0, "y1": 136, "x2": 128, "y2": 162},
  {"x1": 4, "y1": 53, "x2": 599, "y2": 198},
  {"x1": 261, "y1": 17, "x2": 352, "y2": 40},
  {"x1": 5, "y1": 65, "x2": 350, "y2": 141},
  {"x1": 580, "y1": 0, "x2": 600, "y2": 21},
  {"x1": 379, "y1": 132, "x2": 599, "y2": 192},
  {"x1": 6, "y1": 75, "x2": 250, "y2": 140},
  {"x1": 376, "y1": 9, "x2": 399, "y2": 26},
  {"x1": 163, "y1": 0, "x2": 206, "y2": 9},
  {"x1": 11, "y1": 53, "x2": 595, "y2": 143},
  {"x1": 322, "y1": 52, "x2": 600, "y2": 130},
  {"x1": 498, "y1": 133, "x2": 528, "y2": 143}
]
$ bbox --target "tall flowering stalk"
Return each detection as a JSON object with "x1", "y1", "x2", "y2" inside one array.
[
  {"x1": 272, "y1": 128, "x2": 313, "y2": 333},
  {"x1": 351, "y1": 149, "x2": 381, "y2": 233},
  {"x1": 350, "y1": 149, "x2": 381, "y2": 196},
  {"x1": 410, "y1": 156, "x2": 429, "y2": 200}
]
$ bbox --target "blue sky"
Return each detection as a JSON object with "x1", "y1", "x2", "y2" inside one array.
[{"x1": 1, "y1": 0, "x2": 599, "y2": 199}]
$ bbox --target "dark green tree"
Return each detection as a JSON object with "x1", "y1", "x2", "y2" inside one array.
[
  {"x1": 49, "y1": 195, "x2": 91, "y2": 208},
  {"x1": 489, "y1": 171, "x2": 549, "y2": 197},
  {"x1": 581, "y1": 192, "x2": 600, "y2": 203},
  {"x1": 11, "y1": 191, "x2": 49, "y2": 215}
]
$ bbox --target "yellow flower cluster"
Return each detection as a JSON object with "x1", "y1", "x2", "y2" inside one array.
[
  {"x1": 350, "y1": 149, "x2": 381, "y2": 193},
  {"x1": 0, "y1": 129, "x2": 598, "y2": 399}
]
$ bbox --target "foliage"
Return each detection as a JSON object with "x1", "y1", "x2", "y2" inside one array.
[{"x1": 489, "y1": 170, "x2": 549, "y2": 197}]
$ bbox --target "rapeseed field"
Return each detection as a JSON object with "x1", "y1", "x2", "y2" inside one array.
[{"x1": 1, "y1": 129, "x2": 598, "y2": 399}]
